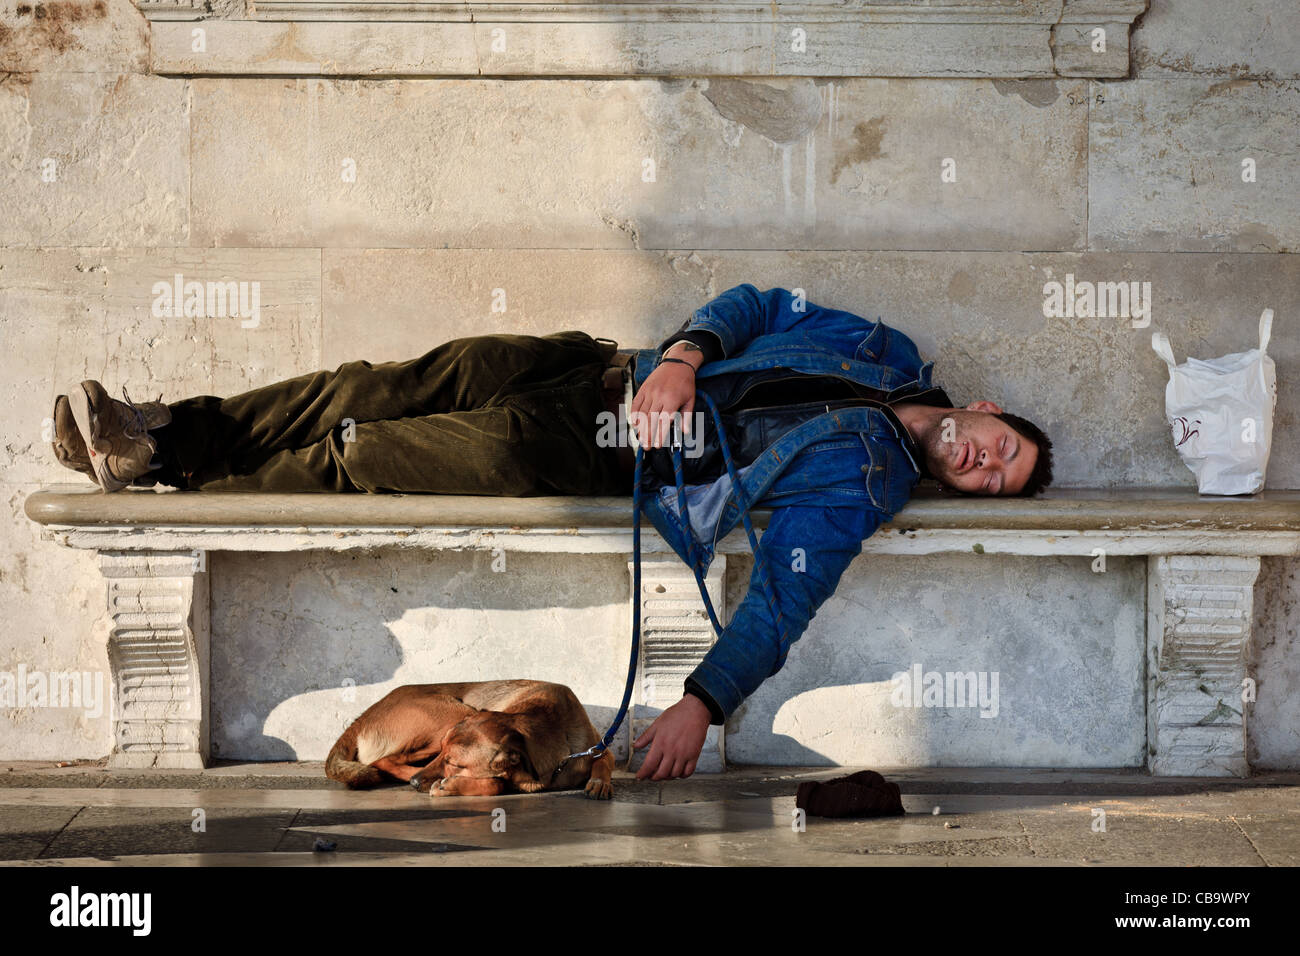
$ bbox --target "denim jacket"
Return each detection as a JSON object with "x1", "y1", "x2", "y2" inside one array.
[{"x1": 629, "y1": 284, "x2": 952, "y2": 725}]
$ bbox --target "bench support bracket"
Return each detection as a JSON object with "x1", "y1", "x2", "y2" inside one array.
[
  {"x1": 99, "y1": 550, "x2": 211, "y2": 769},
  {"x1": 1147, "y1": 555, "x2": 1260, "y2": 777},
  {"x1": 627, "y1": 556, "x2": 727, "y2": 774}
]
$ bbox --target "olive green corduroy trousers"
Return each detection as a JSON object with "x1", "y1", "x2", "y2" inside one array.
[{"x1": 148, "y1": 331, "x2": 628, "y2": 496}]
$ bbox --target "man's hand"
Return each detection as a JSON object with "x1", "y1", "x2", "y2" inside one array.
[
  {"x1": 633, "y1": 693, "x2": 712, "y2": 780},
  {"x1": 629, "y1": 341, "x2": 703, "y2": 449}
]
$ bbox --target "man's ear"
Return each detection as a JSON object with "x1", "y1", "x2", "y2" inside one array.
[{"x1": 966, "y1": 399, "x2": 1003, "y2": 414}]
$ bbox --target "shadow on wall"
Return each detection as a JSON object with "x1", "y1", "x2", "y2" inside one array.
[
  {"x1": 205, "y1": 548, "x2": 1149, "y2": 769},
  {"x1": 720, "y1": 552, "x2": 1150, "y2": 769},
  {"x1": 208, "y1": 548, "x2": 629, "y2": 762}
]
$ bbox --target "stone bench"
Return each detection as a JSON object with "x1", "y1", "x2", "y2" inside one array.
[{"x1": 24, "y1": 485, "x2": 1300, "y2": 777}]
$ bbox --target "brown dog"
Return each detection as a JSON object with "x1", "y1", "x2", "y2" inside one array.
[{"x1": 326, "y1": 680, "x2": 614, "y2": 799}]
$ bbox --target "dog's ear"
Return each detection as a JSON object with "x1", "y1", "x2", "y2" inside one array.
[
  {"x1": 491, "y1": 728, "x2": 539, "y2": 782},
  {"x1": 435, "y1": 722, "x2": 459, "y2": 753},
  {"x1": 512, "y1": 735, "x2": 539, "y2": 781},
  {"x1": 429, "y1": 718, "x2": 469, "y2": 767},
  {"x1": 508, "y1": 717, "x2": 569, "y2": 786},
  {"x1": 422, "y1": 751, "x2": 448, "y2": 780}
]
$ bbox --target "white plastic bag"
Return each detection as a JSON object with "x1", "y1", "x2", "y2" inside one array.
[{"x1": 1151, "y1": 309, "x2": 1277, "y2": 495}]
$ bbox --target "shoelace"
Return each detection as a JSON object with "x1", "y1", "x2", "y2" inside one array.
[{"x1": 118, "y1": 387, "x2": 160, "y2": 442}]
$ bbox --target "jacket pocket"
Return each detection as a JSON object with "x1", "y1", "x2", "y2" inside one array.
[
  {"x1": 855, "y1": 322, "x2": 886, "y2": 363},
  {"x1": 859, "y1": 434, "x2": 891, "y2": 514}
]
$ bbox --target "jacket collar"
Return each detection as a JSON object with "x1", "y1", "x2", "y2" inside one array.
[{"x1": 877, "y1": 385, "x2": 954, "y2": 479}]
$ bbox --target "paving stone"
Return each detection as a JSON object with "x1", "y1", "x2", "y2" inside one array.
[
  {"x1": 279, "y1": 808, "x2": 491, "y2": 855},
  {"x1": 1229, "y1": 814, "x2": 1300, "y2": 866},
  {"x1": 1014, "y1": 797, "x2": 1268, "y2": 866},
  {"x1": 0, "y1": 776, "x2": 1293, "y2": 867},
  {"x1": 0, "y1": 806, "x2": 82, "y2": 861},
  {"x1": 42, "y1": 805, "x2": 300, "y2": 859}
]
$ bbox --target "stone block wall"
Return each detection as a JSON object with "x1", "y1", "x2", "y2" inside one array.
[{"x1": 1, "y1": 0, "x2": 1296, "y2": 767}]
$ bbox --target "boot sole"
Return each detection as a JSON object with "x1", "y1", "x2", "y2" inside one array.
[
  {"x1": 67, "y1": 382, "x2": 121, "y2": 491},
  {"x1": 52, "y1": 394, "x2": 95, "y2": 479}
]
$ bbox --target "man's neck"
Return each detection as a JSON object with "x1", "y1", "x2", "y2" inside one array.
[{"x1": 891, "y1": 401, "x2": 945, "y2": 446}]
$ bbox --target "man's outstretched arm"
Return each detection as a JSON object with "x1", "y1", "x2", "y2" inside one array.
[{"x1": 633, "y1": 502, "x2": 884, "y2": 779}]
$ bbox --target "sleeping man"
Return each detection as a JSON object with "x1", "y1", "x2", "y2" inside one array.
[{"x1": 50, "y1": 284, "x2": 1053, "y2": 781}]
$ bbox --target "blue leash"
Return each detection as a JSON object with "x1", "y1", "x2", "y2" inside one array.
[{"x1": 552, "y1": 391, "x2": 786, "y2": 780}]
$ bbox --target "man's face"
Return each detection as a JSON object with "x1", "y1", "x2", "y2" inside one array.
[{"x1": 916, "y1": 408, "x2": 1038, "y2": 496}]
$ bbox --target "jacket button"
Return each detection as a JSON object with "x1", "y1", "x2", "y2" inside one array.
[
  {"x1": 861, "y1": 464, "x2": 870, "y2": 473},
  {"x1": 841, "y1": 361, "x2": 851, "y2": 370}
]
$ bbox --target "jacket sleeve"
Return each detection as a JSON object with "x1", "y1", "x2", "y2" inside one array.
[
  {"x1": 683, "y1": 502, "x2": 884, "y2": 724},
  {"x1": 656, "y1": 329, "x2": 725, "y2": 366},
  {"x1": 659, "y1": 284, "x2": 801, "y2": 361}
]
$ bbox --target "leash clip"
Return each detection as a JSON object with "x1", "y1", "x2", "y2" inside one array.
[{"x1": 551, "y1": 742, "x2": 606, "y2": 782}]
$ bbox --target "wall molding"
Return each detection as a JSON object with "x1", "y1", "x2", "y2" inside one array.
[{"x1": 138, "y1": 0, "x2": 1149, "y2": 78}]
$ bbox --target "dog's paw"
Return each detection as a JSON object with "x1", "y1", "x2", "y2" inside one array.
[
  {"x1": 584, "y1": 778, "x2": 613, "y2": 800},
  {"x1": 410, "y1": 772, "x2": 446, "y2": 795}
]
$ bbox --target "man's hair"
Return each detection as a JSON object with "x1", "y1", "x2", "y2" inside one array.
[{"x1": 993, "y1": 412, "x2": 1054, "y2": 497}]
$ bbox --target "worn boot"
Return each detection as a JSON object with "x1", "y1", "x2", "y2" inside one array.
[
  {"x1": 67, "y1": 381, "x2": 172, "y2": 492},
  {"x1": 51, "y1": 394, "x2": 95, "y2": 481}
]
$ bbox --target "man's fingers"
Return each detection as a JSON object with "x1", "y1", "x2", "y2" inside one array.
[
  {"x1": 651, "y1": 751, "x2": 684, "y2": 781},
  {"x1": 631, "y1": 406, "x2": 650, "y2": 448},
  {"x1": 653, "y1": 757, "x2": 683, "y2": 781},
  {"x1": 636, "y1": 744, "x2": 662, "y2": 780},
  {"x1": 684, "y1": 759, "x2": 697, "y2": 777},
  {"x1": 658, "y1": 404, "x2": 676, "y2": 449},
  {"x1": 649, "y1": 408, "x2": 668, "y2": 449},
  {"x1": 633, "y1": 724, "x2": 655, "y2": 750},
  {"x1": 627, "y1": 367, "x2": 699, "y2": 449}
]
